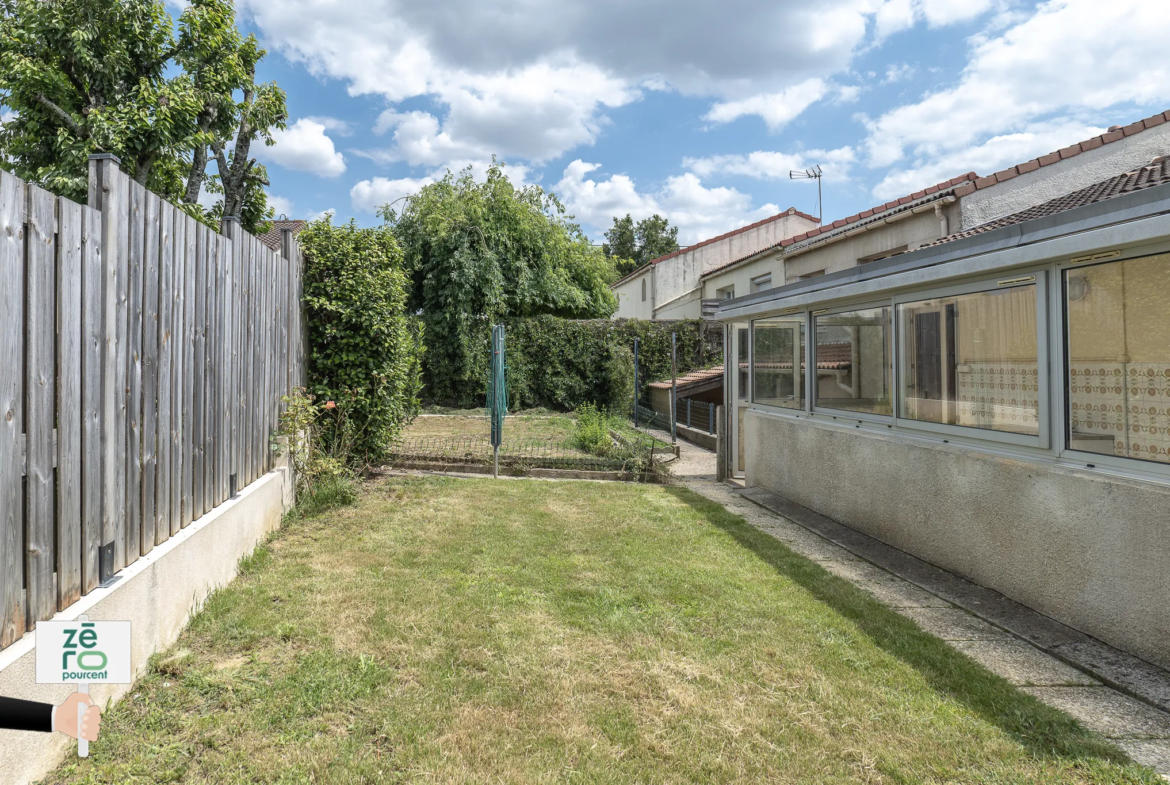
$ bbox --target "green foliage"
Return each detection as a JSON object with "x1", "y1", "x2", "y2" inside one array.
[
  {"x1": 298, "y1": 216, "x2": 424, "y2": 465},
  {"x1": 424, "y1": 315, "x2": 721, "y2": 412},
  {"x1": 0, "y1": 0, "x2": 285, "y2": 234},
  {"x1": 603, "y1": 213, "x2": 680, "y2": 276},
  {"x1": 386, "y1": 162, "x2": 618, "y2": 404},
  {"x1": 572, "y1": 403, "x2": 613, "y2": 455},
  {"x1": 278, "y1": 388, "x2": 357, "y2": 515}
]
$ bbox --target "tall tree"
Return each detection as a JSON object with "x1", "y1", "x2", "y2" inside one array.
[
  {"x1": 0, "y1": 0, "x2": 201, "y2": 200},
  {"x1": 386, "y1": 162, "x2": 617, "y2": 403},
  {"x1": 602, "y1": 213, "x2": 680, "y2": 276},
  {"x1": 0, "y1": 0, "x2": 285, "y2": 233}
]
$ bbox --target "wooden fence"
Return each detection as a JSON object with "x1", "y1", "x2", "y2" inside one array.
[{"x1": 0, "y1": 155, "x2": 304, "y2": 651}]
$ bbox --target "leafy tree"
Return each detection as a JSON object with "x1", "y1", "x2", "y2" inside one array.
[
  {"x1": 635, "y1": 214, "x2": 679, "y2": 264},
  {"x1": 298, "y1": 216, "x2": 423, "y2": 465},
  {"x1": 0, "y1": 0, "x2": 285, "y2": 233},
  {"x1": 602, "y1": 213, "x2": 680, "y2": 276},
  {"x1": 385, "y1": 162, "x2": 618, "y2": 404}
]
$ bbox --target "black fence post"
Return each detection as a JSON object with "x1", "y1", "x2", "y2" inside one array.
[
  {"x1": 633, "y1": 337, "x2": 639, "y2": 427},
  {"x1": 670, "y1": 332, "x2": 677, "y2": 445}
]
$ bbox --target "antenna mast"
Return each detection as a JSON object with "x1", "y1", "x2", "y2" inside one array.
[{"x1": 789, "y1": 165, "x2": 824, "y2": 224}]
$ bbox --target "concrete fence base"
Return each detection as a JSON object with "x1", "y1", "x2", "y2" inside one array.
[{"x1": 0, "y1": 461, "x2": 293, "y2": 785}]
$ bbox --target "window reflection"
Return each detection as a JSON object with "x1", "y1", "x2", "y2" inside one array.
[
  {"x1": 752, "y1": 317, "x2": 805, "y2": 410},
  {"x1": 814, "y1": 307, "x2": 891, "y2": 415},
  {"x1": 1066, "y1": 253, "x2": 1170, "y2": 464},
  {"x1": 898, "y1": 285, "x2": 1039, "y2": 435}
]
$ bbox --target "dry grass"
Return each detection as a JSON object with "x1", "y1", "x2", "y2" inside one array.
[{"x1": 44, "y1": 476, "x2": 1161, "y2": 784}]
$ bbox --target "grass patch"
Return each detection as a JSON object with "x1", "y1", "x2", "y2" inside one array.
[{"x1": 46, "y1": 477, "x2": 1160, "y2": 784}]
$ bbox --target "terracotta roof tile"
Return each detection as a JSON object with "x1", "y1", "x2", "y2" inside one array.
[
  {"x1": 258, "y1": 219, "x2": 307, "y2": 251},
  {"x1": 647, "y1": 366, "x2": 725, "y2": 390},
  {"x1": 924, "y1": 159, "x2": 1170, "y2": 249}
]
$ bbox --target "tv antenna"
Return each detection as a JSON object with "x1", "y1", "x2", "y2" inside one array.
[{"x1": 789, "y1": 165, "x2": 823, "y2": 224}]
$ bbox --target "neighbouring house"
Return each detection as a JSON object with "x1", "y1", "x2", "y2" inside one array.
[
  {"x1": 716, "y1": 152, "x2": 1170, "y2": 674},
  {"x1": 611, "y1": 208, "x2": 820, "y2": 320},
  {"x1": 703, "y1": 111, "x2": 1170, "y2": 298},
  {"x1": 259, "y1": 218, "x2": 307, "y2": 252}
]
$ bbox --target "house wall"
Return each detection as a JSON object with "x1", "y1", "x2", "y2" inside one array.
[
  {"x1": 961, "y1": 123, "x2": 1170, "y2": 228},
  {"x1": 619, "y1": 211, "x2": 818, "y2": 320},
  {"x1": 744, "y1": 410, "x2": 1170, "y2": 672},
  {"x1": 785, "y1": 205, "x2": 961, "y2": 280},
  {"x1": 702, "y1": 254, "x2": 785, "y2": 299},
  {"x1": 613, "y1": 267, "x2": 654, "y2": 319}
]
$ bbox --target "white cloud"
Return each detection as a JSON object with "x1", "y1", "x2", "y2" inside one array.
[
  {"x1": 882, "y1": 63, "x2": 915, "y2": 84},
  {"x1": 871, "y1": 119, "x2": 1103, "y2": 199},
  {"x1": 350, "y1": 176, "x2": 436, "y2": 213},
  {"x1": 310, "y1": 208, "x2": 337, "y2": 222},
  {"x1": 686, "y1": 147, "x2": 856, "y2": 183},
  {"x1": 263, "y1": 118, "x2": 347, "y2": 177},
  {"x1": 704, "y1": 79, "x2": 829, "y2": 131},
  {"x1": 554, "y1": 160, "x2": 777, "y2": 244},
  {"x1": 865, "y1": 0, "x2": 1170, "y2": 169},
  {"x1": 874, "y1": 0, "x2": 997, "y2": 39},
  {"x1": 267, "y1": 195, "x2": 295, "y2": 218},
  {"x1": 235, "y1": 0, "x2": 914, "y2": 166}
]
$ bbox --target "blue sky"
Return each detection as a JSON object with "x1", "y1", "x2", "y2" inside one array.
[{"x1": 221, "y1": 0, "x2": 1170, "y2": 244}]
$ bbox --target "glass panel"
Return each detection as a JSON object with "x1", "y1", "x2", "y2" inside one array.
[
  {"x1": 752, "y1": 317, "x2": 805, "y2": 409},
  {"x1": 737, "y1": 327, "x2": 749, "y2": 400},
  {"x1": 898, "y1": 284, "x2": 1039, "y2": 435},
  {"x1": 1066, "y1": 253, "x2": 1170, "y2": 465},
  {"x1": 814, "y1": 306, "x2": 892, "y2": 415}
]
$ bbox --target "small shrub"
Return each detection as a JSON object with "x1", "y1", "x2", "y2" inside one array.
[
  {"x1": 573, "y1": 403, "x2": 613, "y2": 456},
  {"x1": 279, "y1": 388, "x2": 358, "y2": 516}
]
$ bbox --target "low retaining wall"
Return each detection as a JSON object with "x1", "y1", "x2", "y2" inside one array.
[
  {"x1": 0, "y1": 462, "x2": 293, "y2": 785},
  {"x1": 744, "y1": 410, "x2": 1170, "y2": 672}
]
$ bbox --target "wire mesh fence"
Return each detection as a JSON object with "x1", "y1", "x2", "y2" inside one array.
[{"x1": 387, "y1": 430, "x2": 664, "y2": 476}]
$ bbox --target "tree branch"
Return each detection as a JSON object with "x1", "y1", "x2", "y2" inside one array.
[{"x1": 33, "y1": 93, "x2": 87, "y2": 139}]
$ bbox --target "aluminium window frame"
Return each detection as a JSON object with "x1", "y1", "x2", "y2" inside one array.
[
  {"x1": 891, "y1": 270, "x2": 1051, "y2": 449},
  {"x1": 749, "y1": 311, "x2": 809, "y2": 413},
  {"x1": 1054, "y1": 249, "x2": 1170, "y2": 479},
  {"x1": 810, "y1": 299, "x2": 895, "y2": 424}
]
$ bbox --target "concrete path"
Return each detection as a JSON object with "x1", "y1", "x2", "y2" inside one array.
[{"x1": 641, "y1": 429, "x2": 1170, "y2": 779}]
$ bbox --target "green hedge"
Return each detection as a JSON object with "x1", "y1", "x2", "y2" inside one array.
[{"x1": 422, "y1": 316, "x2": 722, "y2": 411}]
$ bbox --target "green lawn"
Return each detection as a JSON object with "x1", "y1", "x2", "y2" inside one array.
[{"x1": 47, "y1": 477, "x2": 1159, "y2": 784}]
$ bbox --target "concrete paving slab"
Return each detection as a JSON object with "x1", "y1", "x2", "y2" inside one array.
[
  {"x1": 1023, "y1": 687, "x2": 1170, "y2": 739},
  {"x1": 952, "y1": 640, "x2": 1100, "y2": 686},
  {"x1": 1052, "y1": 639, "x2": 1170, "y2": 715},
  {"x1": 901, "y1": 608, "x2": 1015, "y2": 641},
  {"x1": 1116, "y1": 741, "x2": 1170, "y2": 781}
]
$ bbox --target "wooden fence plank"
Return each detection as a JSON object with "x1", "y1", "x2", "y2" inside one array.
[
  {"x1": 57, "y1": 198, "x2": 84, "y2": 609},
  {"x1": 91, "y1": 157, "x2": 130, "y2": 577},
  {"x1": 192, "y1": 224, "x2": 206, "y2": 518},
  {"x1": 155, "y1": 199, "x2": 173, "y2": 544},
  {"x1": 80, "y1": 206, "x2": 102, "y2": 593},
  {"x1": 0, "y1": 170, "x2": 26, "y2": 648},
  {"x1": 125, "y1": 181, "x2": 145, "y2": 565},
  {"x1": 25, "y1": 184, "x2": 57, "y2": 625},
  {"x1": 204, "y1": 229, "x2": 218, "y2": 508},
  {"x1": 181, "y1": 213, "x2": 196, "y2": 526},
  {"x1": 260, "y1": 241, "x2": 271, "y2": 473},
  {"x1": 174, "y1": 210, "x2": 189, "y2": 532},
  {"x1": 219, "y1": 234, "x2": 231, "y2": 502},
  {"x1": 242, "y1": 234, "x2": 255, "y2": 483},
  {"x1": 141, "y1": 191, "x2": 160, "y2": 553}
]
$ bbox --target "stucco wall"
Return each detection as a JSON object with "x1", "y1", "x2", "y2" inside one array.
[
  {"x1": 961, "y1": 123, "x2": 1170, "y2": 229},
  {"x1": 744, "y1": 410, "x2": 1170, "y2": 671},
  {"x1": 784, "y1": 205, "x2": 960, "y2": 279},
  {"x1": 702, "y1": 255, "x2": 785, "y2": 299},
  {"x1": 612, "y1": 268, "x2": 654, "y2": 319},
  {"x1": 649, "y1": 212, "x2": 819, "y2": 313}
]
